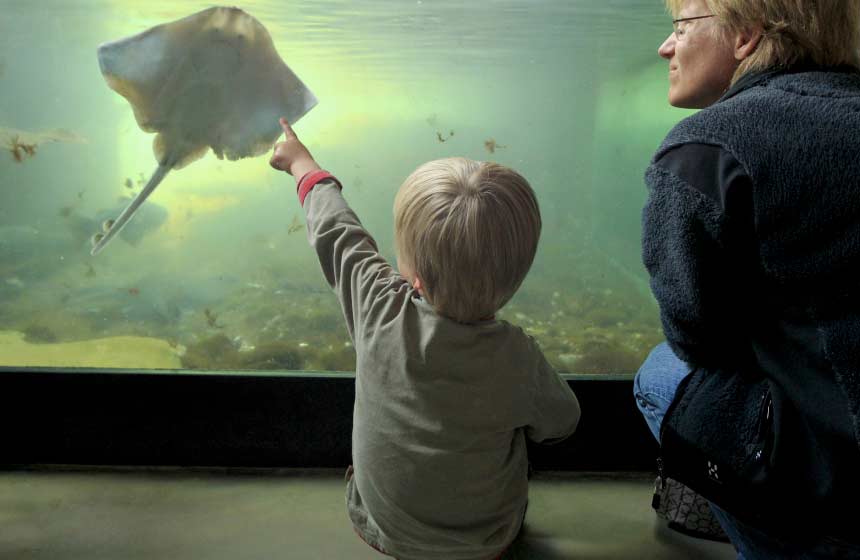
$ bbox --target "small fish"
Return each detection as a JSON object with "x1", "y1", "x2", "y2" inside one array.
[
  {"x1": 7, "y1": 135, "x2": 38, "y2": 163},
  {"x1": 436, "y1": 130, "x2": 455, "y2": 143},
  {"x1": 287, "y1": 215, "x2": 304, "y2": 234},
  {"x1": 8, "y1": 136, "x2": 22, "y2": 162},
  {"x1": 124, "y1": 177, "x2": 133, "y2": 189},
  {"x1": 128, "y1": 287, "x2": 140, "y2": 296},
  {"x1": 484, "y1": 138, "x2": 507, "y2": 154},
  {"x1": 204, "y1": 308, "x2": 223, "y2": 328}
]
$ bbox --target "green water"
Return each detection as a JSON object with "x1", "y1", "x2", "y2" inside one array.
[{"x1": 0, "y1": 1, "x2": 692, "y2": 373}]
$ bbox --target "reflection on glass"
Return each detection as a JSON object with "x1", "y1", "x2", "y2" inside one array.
[{"x1": 0, "y1": 1, "x2": 691, "y2": 373}]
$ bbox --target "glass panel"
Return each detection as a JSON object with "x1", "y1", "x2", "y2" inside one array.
[{"x1": 0, "y1": 1, "x2": 690, "y2": 373}]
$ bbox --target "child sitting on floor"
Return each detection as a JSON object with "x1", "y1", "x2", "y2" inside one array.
[{"x1": 270, "y1": 118, "x2": 580, "y2": 560}]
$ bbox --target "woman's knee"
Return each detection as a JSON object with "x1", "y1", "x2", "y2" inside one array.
[
  {"x1": 634, "y1": 343, "x2": 675, "y2": 396},
  {"x1": 633, "y1": 342, "x2": 690, "y2": 416}
]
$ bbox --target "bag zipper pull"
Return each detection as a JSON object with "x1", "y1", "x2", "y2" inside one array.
[{"x1": 652, "y1": 457, "x2": 665, "y2": 510}]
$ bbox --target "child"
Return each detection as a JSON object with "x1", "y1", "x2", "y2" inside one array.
[{"x1": 270, "y1": 118, "x2": 580, "y2": 560}]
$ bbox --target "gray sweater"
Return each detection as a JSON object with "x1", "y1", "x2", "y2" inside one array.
[{"x1": 303, "y1": 181, "x2": 581, "y2": 560}]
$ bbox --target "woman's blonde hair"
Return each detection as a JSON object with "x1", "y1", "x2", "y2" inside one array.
[
  {"x1": 394, "y1": 158, "x2": 541, "y2": 323},
  {"x1": 667, "y1": 0, "x2": 860, "y2": 82}
]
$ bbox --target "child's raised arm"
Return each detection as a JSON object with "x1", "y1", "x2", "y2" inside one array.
[{"x1": 270, "y1": 119, "x2": 397, "y2": 342}]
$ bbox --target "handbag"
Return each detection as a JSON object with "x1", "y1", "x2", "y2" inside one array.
[{"x1": 651, "y1": 475, "x2": 729, "y2": 542}]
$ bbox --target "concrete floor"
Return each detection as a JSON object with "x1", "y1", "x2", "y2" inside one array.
[{"x1": 0, "y1": 469, "x2": 736, "y2": 560}]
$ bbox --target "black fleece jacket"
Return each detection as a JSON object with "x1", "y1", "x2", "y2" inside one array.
[{"x1": 642, "y1": 66, "x2": 860, "y2": 523}]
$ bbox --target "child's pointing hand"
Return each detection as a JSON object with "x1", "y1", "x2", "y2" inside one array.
[{"x1": 270, "y1": 117, "x2": 321, "y2": 179}]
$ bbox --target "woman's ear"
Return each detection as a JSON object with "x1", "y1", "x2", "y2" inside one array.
[
  {"x1": 413, "y1": 276, "x2": 424, "y2": 295},
  {"x1": 734, "y1": 27, "x2": 763, "y2": 60}
]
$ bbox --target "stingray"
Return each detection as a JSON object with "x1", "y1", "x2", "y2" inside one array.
[{"x1": 91, "y1": 6, "x2": 317, "y2": 255}]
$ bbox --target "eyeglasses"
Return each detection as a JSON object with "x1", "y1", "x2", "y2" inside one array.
[{"x1": 672, "y1": 14, "x2": 715, "y2": 40}]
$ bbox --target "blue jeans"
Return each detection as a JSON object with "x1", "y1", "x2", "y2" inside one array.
[
  {"x1": 634, "y1": 342, "x2": 860, "y2": 560},
  {"x1": 633, "y1": 342, "x2": 690, "y2": 442}
]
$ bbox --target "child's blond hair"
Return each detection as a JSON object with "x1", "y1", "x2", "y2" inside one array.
[{"x1": 394, "y1": 157, "x2": 541, "y2": 323}]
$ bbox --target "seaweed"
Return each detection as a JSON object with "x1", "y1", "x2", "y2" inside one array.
[
  {"x1": 570, "y1": 338, "x2": 643, "y2": 375},
  {"x1": 236, "y1": 342, "x2": 303, "y2": 370},
  {"x1": 180, "y1": 334, "x2": 305, "y2": 371},
  {"x1": 21, "y1": 324, "x2": 59, "y2": 343},
  {"x1": 179, "y1": 334, "x2": 238, "y2": 369}
]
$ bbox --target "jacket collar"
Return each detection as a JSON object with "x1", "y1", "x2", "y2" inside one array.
[{"x1": 719, "y1": 64, "x2": 860, "y2": 103}]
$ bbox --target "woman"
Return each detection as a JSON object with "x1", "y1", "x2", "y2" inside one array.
[{"x1": 634, "y1": 0, "x2": 860, "y2": 557}]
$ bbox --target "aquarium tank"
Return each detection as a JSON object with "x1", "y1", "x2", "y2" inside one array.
[{"x1": 0, "y1": 0, "x2": 692, "y2": 374}]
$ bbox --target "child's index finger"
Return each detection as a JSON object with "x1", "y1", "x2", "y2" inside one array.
[{"x1": 279, "y1": 117, "x2": 295, "y2": 137}]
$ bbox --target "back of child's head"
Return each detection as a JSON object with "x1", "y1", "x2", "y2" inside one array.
[{"x1": 394, "y1": 157, "x2": 541, "y2": 323}]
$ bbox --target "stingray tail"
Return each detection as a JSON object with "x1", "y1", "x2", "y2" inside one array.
[{"x1": 90, "y1": 164, "x2": 171, "y2": 256}]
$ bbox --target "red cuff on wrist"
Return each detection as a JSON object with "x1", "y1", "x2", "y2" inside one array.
[{"x1": 297, "y1": 170, "x2": 342, "y2": 206}]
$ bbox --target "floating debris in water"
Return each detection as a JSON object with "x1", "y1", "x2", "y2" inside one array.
[
  {"x1": 484, "y1": 138, "x2": 507, "y2": 154},
  {"x1": 124, "y1": 177, "x2": 134, "y2": 189}
]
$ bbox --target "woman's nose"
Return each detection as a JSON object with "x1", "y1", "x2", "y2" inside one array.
[{"x1": 658, "y1": 33, "x2": 675, "y2": 59}]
